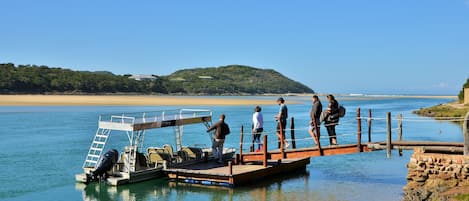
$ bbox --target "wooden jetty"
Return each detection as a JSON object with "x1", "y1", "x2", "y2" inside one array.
[{"x1": 165, "y1": 157, "x2": 310, "y2": 187}]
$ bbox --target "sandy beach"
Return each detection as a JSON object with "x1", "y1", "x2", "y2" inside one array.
[{"x1": 0, "y1": 95, "x2": 278, "y2": 106}]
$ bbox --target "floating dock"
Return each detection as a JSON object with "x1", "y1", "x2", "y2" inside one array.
[{"x1": 164, "y1": 157, "x2": 310, "y2": 187}]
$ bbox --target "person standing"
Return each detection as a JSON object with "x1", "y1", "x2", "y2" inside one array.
[
  {"x1": 308, "y1": 95, "x2": 322, "y2": 145},
  {"x1": 206, "y1": 114, "x2": 230, "y2": 164},
  {"x1": 252, "y1": 106, "x2": 264, "y2": 151},
  {"x1": 325, "y1": 94, "x2": 339, "y2": 145},
  {"x1": 274, "y1": 97, "x2": 289, "y2": 148}
]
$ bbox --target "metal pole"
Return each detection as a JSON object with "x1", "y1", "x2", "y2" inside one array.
[
  {"x1": 464, "y1": 111, "x2": 469, "y2": 156},
  {"x1": 386, "y1": 112, "x2": 392, "y2": 158},
  {"x1": 368, "y1": 109, "x2": 372, "y2": 142},
  {"x1": 398, "y1": 114, "x2": 403, "y2": 157},
  {"x1": 290, "y1": 117, "x2": 296, "y2": 149},
  {"x1": 357, "y1": 108, "x2": 362, "y2": 152},
  {"x1": 313, "y1": 117, "x2": 323, "y2": 156}
]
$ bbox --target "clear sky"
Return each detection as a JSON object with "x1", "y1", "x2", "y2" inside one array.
[{"x1": 1, "y1": 0, "x2": 468, "y2": 95}]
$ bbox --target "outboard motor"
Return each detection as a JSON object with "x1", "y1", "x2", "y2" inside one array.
[{"x1": 87, "y1": 149, "x2": 118, "y2": 183}]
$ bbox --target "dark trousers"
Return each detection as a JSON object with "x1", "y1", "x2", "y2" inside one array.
[{"x1": 326, "y1": 125, "x2": 337, "y2": 145}]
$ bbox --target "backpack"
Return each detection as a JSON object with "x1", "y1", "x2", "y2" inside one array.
[
  {"x1": 221, "y1": 122, "x2": 230, "y2": 135},
  {"x1": 338, "y1": 105, "x2": 346, "y2": 118}
]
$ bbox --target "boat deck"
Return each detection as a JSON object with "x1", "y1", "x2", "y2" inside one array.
[{"x1": 164, "y1": 157, "x2": 310, "y2": 187}]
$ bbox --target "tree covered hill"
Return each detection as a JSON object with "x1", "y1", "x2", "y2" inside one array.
[
  {"x1": 164, "y1": 65, "x2": 314, "y2": 94},
  {"x1": 0, "y1": 63, "x2": 314, "y2": 95}
]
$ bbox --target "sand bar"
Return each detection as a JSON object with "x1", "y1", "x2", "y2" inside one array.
[{"x1": 0, "y1": 95, "x2": 279, "y2": 106}]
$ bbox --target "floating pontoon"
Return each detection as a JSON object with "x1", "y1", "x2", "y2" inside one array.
[{"x1": 75, "y1": 109, "x2": 235, "y2": 186}]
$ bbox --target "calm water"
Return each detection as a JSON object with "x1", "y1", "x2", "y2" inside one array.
[{"x1": 0, "y1": 96, "x2": 463, "y2": 201}]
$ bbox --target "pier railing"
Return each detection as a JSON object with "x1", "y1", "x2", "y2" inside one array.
[{"x1": 237, "y1": 109, "x2": 469, "y2": 162}]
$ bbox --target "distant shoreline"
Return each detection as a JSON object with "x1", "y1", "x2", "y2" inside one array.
[
  {"x1": 0, "y1": 94, "x2": 457, "y2": 106},
  {"x1": 0, "y1": 95, "x2": 278, "y2": 106}
]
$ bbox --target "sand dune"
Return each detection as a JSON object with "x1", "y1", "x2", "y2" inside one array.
[{"x1": 0, "y1": 95, "x2": 277, "y2": 106}]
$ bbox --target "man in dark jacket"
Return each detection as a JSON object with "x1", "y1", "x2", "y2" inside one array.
[
  {"x1": 308, "y1": 95, "x2": 322, "y2": 145},
  {"x1": 207, "y1": 114, "x2": 230, "y2": 164}
]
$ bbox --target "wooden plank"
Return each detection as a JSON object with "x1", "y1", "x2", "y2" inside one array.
[
  {"x1": 373, "y1": 141, "x2": 463, "y2": 147},
  {"x1": 357, "y1": 108, "x2": 362, "y2": 152},
  {"x1": 386, "y1": 112, "x2": 392, "y2": 158},
  {"x1": 164, "y1": 158, "x2": 310, "y2": 186},
  {"x1": 464, "y1": 111, "x2": 469, "y2": 156},
  {"x1": 241, "y1": 144, "x2": 371, "y2": 161}
]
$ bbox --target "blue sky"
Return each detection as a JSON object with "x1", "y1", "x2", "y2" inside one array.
[{"x1": 1, "y1": 0, "x2": 468, "y2": 95}]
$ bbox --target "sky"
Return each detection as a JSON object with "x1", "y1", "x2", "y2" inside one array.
[{"x1": 1, "y1": 0, "x2": 469, "y2": 95}]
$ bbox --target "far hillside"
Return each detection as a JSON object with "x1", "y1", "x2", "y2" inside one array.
[
  {"x1": 162, "y1": 65, "x2": 314, "y2": 94},
  {"x1": 0, "y1": 63, "x2": 314, "y2": 95}
]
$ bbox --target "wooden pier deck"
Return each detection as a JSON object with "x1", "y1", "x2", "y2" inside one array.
[
  {"x1": 241, "y1": 144, "x2": 372, "y2": 162},
  {"x1": 164, "y1": 157, "x2": 310, "y2": 187}
]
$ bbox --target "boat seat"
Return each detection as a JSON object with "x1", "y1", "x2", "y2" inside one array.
[
  {"x1": 147, "y1": 147, "x2": 172, "y2": 167},
  {"x1": 180, "y1": 147, "x2": 203, "y2": 160},
  {"x1": 163, "y1": 144, "x2": 178, "y2": 163}
]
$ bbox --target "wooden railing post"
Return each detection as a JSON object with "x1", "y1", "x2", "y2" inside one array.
[
  {"x1": 386, "y1": 112, "x2": 392, "y2": 158},
  {"x1": 357, "y1": 108, "x2": 362, "y2": 152},
  {"x1": 280, "y1": 122, "x2": 285, "y2": 159},
  {"x1": 398, "y1": 114, "x2": 403, "y2": 156},
  {"x1": 239, "y1": 125, "x2": 244, "y2": 164},
  {"x1": 368, "y1": 109, "x2": 372, "y2": 142},
  {"x1": 228, "y1": 161, "x2": 233, "y2": 175},
  {"x1": 290, "y1": 117, "x2": 296, "y2": 149},
  {"x1": 464, "y1": 111, "x2": 469, "y2": 156},
  {"x1": 313, "y1": 117, "x2": 323, "y2": 156},
  {"x1": 263, "y1": 135, "x2": 268, "y2": 167}
]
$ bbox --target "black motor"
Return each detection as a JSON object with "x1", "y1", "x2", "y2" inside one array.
[{"x1": 87, "y1": 149, "x2": 118, "y2": 182}]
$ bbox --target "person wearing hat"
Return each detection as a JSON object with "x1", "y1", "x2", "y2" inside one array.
[{"x1": 274, "y1": 97, "x2": 289, "y2": 148}]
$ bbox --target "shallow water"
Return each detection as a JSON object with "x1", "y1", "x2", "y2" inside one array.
[{"x1": 0, "y1": 96, "x2": 461, "y2": 201}]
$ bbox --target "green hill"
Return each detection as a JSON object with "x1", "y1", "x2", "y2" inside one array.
[
  {"x1": 162, "y1": 65, "x2": 314, "y2": 94},
  {"x1": 0, "y1": 63, "x2": 314, "y2": 95}
]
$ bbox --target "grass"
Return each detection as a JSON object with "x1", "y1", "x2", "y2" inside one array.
[{"x1": 413, "y1": 104, "x2": 469, "y2": 118}]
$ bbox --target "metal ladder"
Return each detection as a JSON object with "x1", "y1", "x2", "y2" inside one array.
[
  {"x1": 175, "y1": 125, "x2": 184, "y2": 151},
  {"x1": 127, "y1": 130, "x2": 144, "y2": 172},
  {"x1": 82, "y1": 128, "x2": 111, "y2": 168}
]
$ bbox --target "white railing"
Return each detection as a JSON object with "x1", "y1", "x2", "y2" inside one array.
[{"x1": 98, "y1": 109, "x2": 212, "y2": 125}]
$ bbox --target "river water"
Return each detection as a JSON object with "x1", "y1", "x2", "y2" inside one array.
[{"x1": 0, "y1": 96, "x2": 462, "y2": 201}]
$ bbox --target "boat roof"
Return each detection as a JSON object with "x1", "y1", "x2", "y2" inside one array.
[{"x1": 98, "y1": 109, "x2": 212, "y2": 131}]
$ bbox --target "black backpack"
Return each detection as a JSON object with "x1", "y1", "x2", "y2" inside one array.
[
  {"x1": 338, "y1": 105, "x2": 346, "y2": 118},
  {"x1": 221, "y1": 122, "x2": 230, "y2": 135}
]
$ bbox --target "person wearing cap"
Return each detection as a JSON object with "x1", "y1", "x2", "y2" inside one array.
[{"x1": 274, "y1": 97, "x2": 289, "y2": 148}]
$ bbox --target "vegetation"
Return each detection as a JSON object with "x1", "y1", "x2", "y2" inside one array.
[
  {"x1": 458, "y1": 78, "x2": 469, "y2": 103},
  {"x1": 165, "y1": 65, "x2": 313, "y2": 94},
  {"x1": 0, "y1": 63, "x2": 314, "y2": 95},
  {"x1": 413, "y1": 104, "x2": 469, "y2": 118}
]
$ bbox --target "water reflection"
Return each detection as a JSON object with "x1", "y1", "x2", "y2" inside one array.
[{"x1": 76, "y1": 169, "x2": 310, "y2": 201}]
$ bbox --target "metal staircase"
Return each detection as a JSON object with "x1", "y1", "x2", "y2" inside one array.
[{"x1": 83, "y1": 128, "x2": 111, "y2": 168}]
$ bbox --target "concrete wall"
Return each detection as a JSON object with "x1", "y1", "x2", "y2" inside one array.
[
  {"x1": 465, "y1": 88, "x2": 469, "y2": 105},
  {"x1": 404, "y1": 148, "x2": 469, "y2": 201}
]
